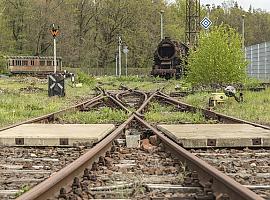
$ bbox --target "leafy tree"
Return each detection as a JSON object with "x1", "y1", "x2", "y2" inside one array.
[
  {"x1": 0, "y1": 52, "x2": 7, "y2": 73},
  {"x1": 186, "y1": 25, "x2": 247, "y2": 86}
]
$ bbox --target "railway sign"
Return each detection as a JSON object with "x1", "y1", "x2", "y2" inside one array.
[
  {"x1": 123, "y1": 46, "x2": 129, "y2": 54},
  {"x1": 48, "y1": 74, "x2": 65, "y2": 97},
  {"x1": 50, "y1": 25, "x2": 60, "y2": 38},
  {"x1": 200, "y1": 17, "x2": 212, "y2": 30}
]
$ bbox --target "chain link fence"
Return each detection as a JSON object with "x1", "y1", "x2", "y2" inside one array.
[{"x1": 245, "y1": 42, "x2": 270, "y2": 80}]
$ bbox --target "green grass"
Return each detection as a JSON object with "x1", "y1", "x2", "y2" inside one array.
[
  {"x1": 0, "y1": 77, "x2": 96, "y2": 128},
  {"x1": 95, "y1": 75, "x2": 191, "y2": 92},
  {"x1": 2, "y1": 74, "x2": 269, "y2": 127},
  {"x1": 145, "y1": 102, "x2": 210, "y2": 124},
  {"x1": 184, "y1": 88, "x2": 270, "y2": 125},
  {"x1": 60, "y1": 107, "x2": 128, "y2": 124},
  {"x1": 15, "y1": 185, "x2": 30, "y2": 197}
]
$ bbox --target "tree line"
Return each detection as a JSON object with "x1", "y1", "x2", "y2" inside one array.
[{"x1": 0, "y1": 0, "x2": 269, "y2": 72}]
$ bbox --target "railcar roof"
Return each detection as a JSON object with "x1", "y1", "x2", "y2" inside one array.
[{"x1": 5, "y1": 56, "x2": 62, "y2": 59}]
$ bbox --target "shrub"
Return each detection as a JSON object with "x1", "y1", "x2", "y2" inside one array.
[
  {"x1": 187, "y1": 25, "x2": 248, "y2": 87},
  {"x1": 76, "y1": 71, "x2": 95, "y2": 85}
]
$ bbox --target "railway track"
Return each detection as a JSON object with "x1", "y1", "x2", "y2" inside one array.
[
  {"x1": 193, "y1": 148, "x2": 270, "y2": 199},
  {"x1": 0, "y1": 91, "x2": 108, "y2": 199},
  {"x1": 0, "y1": 87, "x2": 269, "y2": 199},
  {"x1": 0, "y1": 146, "x2": 90, "y2": 199},
  {"x1": 0, "y1": 88, "x2": 269, "y2": 200}
]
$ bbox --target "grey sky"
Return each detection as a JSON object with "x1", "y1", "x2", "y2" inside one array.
[
  {"x1": 167, "y1": 0, "x2": 270, "y2": 12},
  {"x1": 200, "y1": 0, "x2": 270, "y2": 11}
]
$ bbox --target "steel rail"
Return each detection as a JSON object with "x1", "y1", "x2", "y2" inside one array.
[
  {"x1": 115, "y1": 89, "x2": 148, "y2": 107},
  {"x1": 15, "y1": 89, "x2": 266, "y2": 200},
  {"x1": 16, "y1": 91, "x2": 154, "y2": 200},
  {"x1": 16, "y1": 114, "x2": 136, "y2": 200},
  {"x1": 105, "y1": 93, "x2": 131, "y2": 114},
  {"x1": 157, "y1": 92, "x2": 270, "y2": 130},
  {"x1": 0, "y1": 94, "x2": 104, "y2": 132},
  {"x1": 136, "y1": 90, "x2": 157, "y2": 114},
  {"x1": 134, "y1": 115, "x2": 264, "y2": 200},
  {"x1": 115, "y1": 90, "x2": 130, "y2": 102}
]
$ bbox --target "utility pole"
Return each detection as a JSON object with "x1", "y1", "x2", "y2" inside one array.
[
  {"x1": 160, "y1": 10, "x2": 164, "y2": 40},
  {"x1": 115, "y1": 53, "x2": 118, "y2": 76},
  {"x1": 123, "y1": 46, "x2": 129, "y2": 76},
  {"x1": 242, "y1": 15, "x2": 245, "y2": 50},
  {"x1": 118, "y1": 36, "x2": 122, "y2": 77}
]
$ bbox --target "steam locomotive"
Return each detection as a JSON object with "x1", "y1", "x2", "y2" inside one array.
[{"x1": 151, "y1": 37, "x2": 189, "y2": 79}]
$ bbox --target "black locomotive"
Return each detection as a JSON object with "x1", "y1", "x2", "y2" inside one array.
[{"x1": 151, "y1": 37, "x2": 189, "y2": 79}]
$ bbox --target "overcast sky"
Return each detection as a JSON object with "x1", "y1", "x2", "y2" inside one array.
[
  {"x1": 167, "y1": 0, "x2": 270, "y2": 12},
  {"x1": 200, "y1": 0, "x2": 270, "y2": 11}
]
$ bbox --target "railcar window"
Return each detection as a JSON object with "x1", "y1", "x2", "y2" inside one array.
[
  {"x1": 47, "y1": 60, "x2": 52, "y2": 66},
  {"x1": 40, "y1": 60, "x2": 46, "y2": 66},
  {"x1": 15, "y1": 60, "x2": 22, "y2": 66},
  {"x1": 30, "y1": 60, "x2": 34, "y2": 66},
  {"x1": 12, "y1": 60, "x2": 15, "y2": 66},
  {"x1": 22, "y1": 60, "x2": 28, "y2": 66}
]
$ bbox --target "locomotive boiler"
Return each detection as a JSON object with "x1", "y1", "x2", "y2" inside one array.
[{"x1": 151, "y1": 37, "x2": 189, "y2": 79}]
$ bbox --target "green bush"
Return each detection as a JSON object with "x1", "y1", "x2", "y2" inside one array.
[
  {"x1": 187, "y1": 25, "x2": 248, "y2": 87},
  {"x1": 76, "y1": 71, "x2": 95, "y2": 85}
]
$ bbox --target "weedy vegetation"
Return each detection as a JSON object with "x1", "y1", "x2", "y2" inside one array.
[
  {"x1": 1, "y1": 74, "x2": 269, "y2": 127},
  {"x1": 184, "y1": 88, "x2": 270, "y2": 125},
  {"x1": 60, "y1": 107, "x2": 128, "y2": 124},
  {"x1": 15, "y1": 185, "x2": 30, "y2": 197},
  {"x1": 145, "y1": 102, "x2": 211, "y2": 124},
  {"x1": 0, "y1": 77, "x2": 95, "y2": 128}
]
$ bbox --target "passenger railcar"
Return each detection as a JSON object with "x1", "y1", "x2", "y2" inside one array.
[
  {"x1": 151, "y1": 37, "x2": 189, "y2": 79},
  {"x1": 6, "y1": 56, "x2": 62, "y2": 75}
]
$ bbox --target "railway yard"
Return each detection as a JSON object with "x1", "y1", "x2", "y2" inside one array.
[
  {"x1": 2, "y1": 0, "x2": 270, "y2": 199},
  {"x1": 0, "y1": 76, "x2": 270, "y2": 200}
]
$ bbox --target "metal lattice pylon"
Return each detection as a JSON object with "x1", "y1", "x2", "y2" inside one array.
[{"x1": 185, "y1": 0, "x2": 200, "y2": 47}]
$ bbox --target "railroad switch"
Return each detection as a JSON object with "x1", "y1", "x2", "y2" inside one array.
[
  {"x1": 208, "y1": 93, "x2": 228, "y2": 108},
  {"x1": 208, "y1": 90, "x2": 244, "y2": 108}
]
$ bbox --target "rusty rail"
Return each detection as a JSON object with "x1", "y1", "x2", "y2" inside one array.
[
  {"x1": 16, "y1": 90, "x2": 149, "y2": 200},
  {"x1": 134, "y1": 115, "x2": 264, "y2": 200},
  {"x1": 157, "y1": 91, "x2": 270, "y2": 130},
  {"x1": 16, "y1": 90, "x2": 265, "y2": 200},
  {"x1": 0, "y1": 94, "x2": 104, "y2": 132},
  {"x1": 16, "y1": 114, "x2": 135, "y2": 200},
  {"x1": 115, "y1": 89, "x2": 148, "y2": 108}
]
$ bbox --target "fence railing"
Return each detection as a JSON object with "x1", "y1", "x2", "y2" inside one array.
[{"x1": 245, "y1": 42, "x2": 270, "y2": 80}]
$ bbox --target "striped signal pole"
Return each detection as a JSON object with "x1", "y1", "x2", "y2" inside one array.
[{"x1": 50, "y1": 24, "x2": 60, "y2": 74}]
